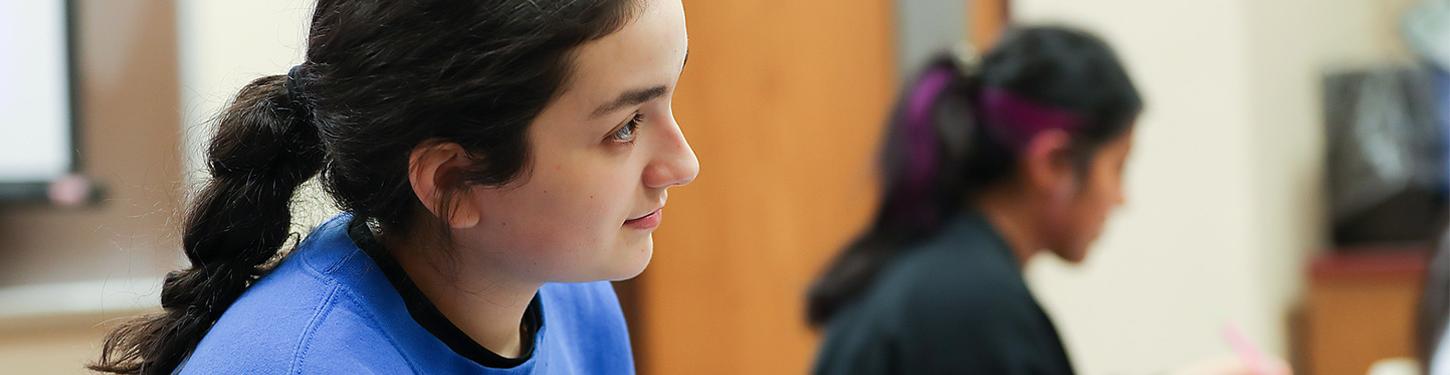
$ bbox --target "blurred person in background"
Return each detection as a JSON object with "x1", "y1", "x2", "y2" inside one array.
[
  {"x1": 91, "y1": 0, "x2": 696, "y2": 373},
  {"x1": 806, "y1": 26, "x2": 1288, "y2": 375}
]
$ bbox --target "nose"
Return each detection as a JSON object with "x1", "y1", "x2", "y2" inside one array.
[{"x1": 643, "y1": 116, "x2": 699, "y2": 189}]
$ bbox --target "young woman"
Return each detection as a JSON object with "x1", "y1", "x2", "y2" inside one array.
[
  {"x1": 92, "y1": 0, "x2": 696, "y2": 373},
  {"x1": 807, "y1": 25, "x2": 1292, "y2": 375},
  {"x1": 808, "y1": 26, "x2": 1137, "y2": 374}
]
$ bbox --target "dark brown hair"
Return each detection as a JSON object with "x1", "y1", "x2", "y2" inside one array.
[{"x1": 92, "y1": 1, "x2": 641, "y2": 373}]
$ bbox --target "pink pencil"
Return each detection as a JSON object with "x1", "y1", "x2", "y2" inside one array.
[{"x1": 1224, "y1": 324, "x2": 1272, "y2": 375}]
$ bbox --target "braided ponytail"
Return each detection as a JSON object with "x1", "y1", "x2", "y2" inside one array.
[{"x1": 92, "y1": 70, "x2": 323, "y2": 375}]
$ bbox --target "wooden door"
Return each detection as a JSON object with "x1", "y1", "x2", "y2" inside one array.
[{"x1": 624, "y1": 1, "x2": 896, "y2": 374}]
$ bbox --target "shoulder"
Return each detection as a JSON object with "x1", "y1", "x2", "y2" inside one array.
[
  {"x1": 181, "y1": 213, "x2": 421, "y2": 374},
  {"x1": 828, "y1": 216, "x2": 1040, "y2": 344},
  {"x1": 815, "y1": 228, "x2": 1057, "y2": 374},
  {"x1": 181, "y1": 281, "x2": 415, "y2": 374},
  {"x1": 873, "y1": 225, "x2": 1032, "y2": 322}
]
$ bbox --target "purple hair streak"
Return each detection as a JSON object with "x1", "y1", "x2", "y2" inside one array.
[
  {"x1": 904, "y1": 68, "x2": 956, "y2": 189},
  {"x1": 979, "y1": 87, "x2": 1084, "y2": 149},
  {"x1": 891, "y1": 67, "x2": 957, "y2": 224}
]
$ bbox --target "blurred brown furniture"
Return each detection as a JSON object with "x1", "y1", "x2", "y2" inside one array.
[
  {"x1": 1304, "y1": 249, "x2": 1429, "y2": 375},
  {"x1": 618, "y1": 0, "x2": 895, "y2": 373},
  {"x1": 969, "y1": 0, "x2": 1010, "y2": 49},
  {"x1": 0, "y1": 0, "x2": 181, "y2": 287},
  {"x1": 619, "y1": 1, "x2": 1012, "y2": 373},
  {"x1": 0, "y1": 0, "x2": 180, "y2": 372}
]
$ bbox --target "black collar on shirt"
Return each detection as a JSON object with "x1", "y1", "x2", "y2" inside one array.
[{"x1": 348, "y1": 218, "x2": 543, "y2": 368}]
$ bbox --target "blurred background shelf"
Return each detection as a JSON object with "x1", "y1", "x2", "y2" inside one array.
[{"x1": 1301, "y1": 248, "x2": 1430, "y2": 375}]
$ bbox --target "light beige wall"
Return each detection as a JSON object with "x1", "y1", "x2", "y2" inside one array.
[
  {"x1": 176, "y1": 0, "x2": 337, "y2": 235},
  {"x1": 1245, "y1": 3, "x2": 1418, "y2": 355},
  {"x1": 1011, "y1": 0, "x2": 1418, "y2": 373}
]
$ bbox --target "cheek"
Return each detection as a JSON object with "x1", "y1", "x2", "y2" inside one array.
[
  {"x1": 1064, "y1": 177, "x2": 1116, "y2": 249},
  {"x1": 465, "y1": 163, "x2": 642, "y2": 280},
  {"x1": 1054, "y1": 155, "x2": 1127, "y2": 261}
]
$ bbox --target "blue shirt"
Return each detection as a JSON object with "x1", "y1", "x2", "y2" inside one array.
[{"x1": 179, "y1": 213, "x2": 635, "y2": 374}]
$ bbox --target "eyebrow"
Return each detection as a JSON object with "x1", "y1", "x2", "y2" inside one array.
[
  {"x1": 590, "y1": 85, "x2": 669, "y2": 119},
  {"x1": 588, "y1": 50, "x2": 689, "y2": 119}
]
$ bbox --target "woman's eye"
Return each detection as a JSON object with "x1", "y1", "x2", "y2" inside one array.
[{"x1": 609, "y1": 113, "x2": 645, "y2": 143}]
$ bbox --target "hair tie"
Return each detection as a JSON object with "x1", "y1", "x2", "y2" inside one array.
[{"x1": 284, "y1": 64, "x2": 310, "y2": 112}]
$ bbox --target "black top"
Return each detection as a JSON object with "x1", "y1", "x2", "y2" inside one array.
[
  {"x1": 813, "y1": 213, "x2": 1075, "y2": 374},
  {"x1": 348, "y1": 218, "x2": 542, "y2": 368}
]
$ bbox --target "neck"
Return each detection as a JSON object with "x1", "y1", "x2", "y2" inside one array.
[
  {"x1": 382, "y1": 232, "x2": 539, "y2": 358},
  {"x1": 974, "y1": 187, "x2": 1044, "y2": 269}
]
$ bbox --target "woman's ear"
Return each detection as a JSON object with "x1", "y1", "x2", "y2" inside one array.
[
  {"x1": 407, "y1": 141, "x2": 482, "y2": 229},
  {"x1": 1021, "y1": 129, "x2": 1076, "y2": 199}
]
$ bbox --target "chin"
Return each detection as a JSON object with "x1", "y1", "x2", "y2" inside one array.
[
  {"x1": 604, "y1": 240, "x2": 654, "y2": 281},
  {"x1": 1060, "y1": 246, "x2": 1093, "y2": 264},
  {"x1": 1048, "y1": 243, "x2": 1091, "y2": 264}
]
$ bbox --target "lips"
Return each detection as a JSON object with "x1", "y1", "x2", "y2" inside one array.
[
  {"x1": 627, "y1": 208, "x2": 660, "y2": 221},
  {"x1": 624, "y1": 207, "x2": 663, "y2": 230}
]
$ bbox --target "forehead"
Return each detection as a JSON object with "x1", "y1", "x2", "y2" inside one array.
[{"x1": 557, "y1": 0, "x2": 688, "y2": 106}]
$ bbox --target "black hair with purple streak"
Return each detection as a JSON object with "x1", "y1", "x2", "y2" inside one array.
[{"x1": 807, "y1": 25, "x2": 1143, "y2": 325}]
